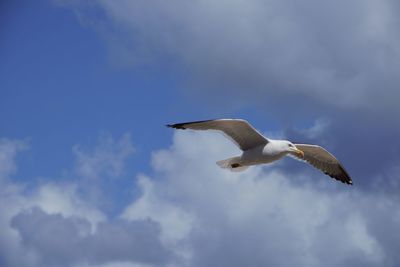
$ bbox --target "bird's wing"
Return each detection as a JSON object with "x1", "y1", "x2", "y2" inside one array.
[
  {"x1": 167, "y1": 119, "x2": 269, "y2": 151},
  {"x1": 293, "y1": 144, "x2": 352, "y2": 185}
]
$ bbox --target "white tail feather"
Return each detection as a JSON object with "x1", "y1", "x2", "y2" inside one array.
[{"x1": 216, "y1": 157, "x2": 249, "y2": 172}]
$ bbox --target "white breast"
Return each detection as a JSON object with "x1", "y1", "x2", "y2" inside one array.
[{"x1": 240, "y1": 142, "x2": 287, "y2": 166}]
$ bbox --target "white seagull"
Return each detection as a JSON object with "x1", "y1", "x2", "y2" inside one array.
[{"x1": 167, "y1": 119, "x2": 352, "y2": 185}]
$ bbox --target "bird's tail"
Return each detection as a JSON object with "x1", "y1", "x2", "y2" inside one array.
[{"x1": 216, "y1": 156, "x2": 249, "y2": 172}]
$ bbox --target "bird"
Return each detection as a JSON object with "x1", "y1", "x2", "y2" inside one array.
[{"x1": 167, "y1": 119, "x2": 352, "y2": 185}]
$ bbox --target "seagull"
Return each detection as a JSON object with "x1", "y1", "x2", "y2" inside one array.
[{"x1": 167, "y1": 119, "x2": 352, "y2": 185}]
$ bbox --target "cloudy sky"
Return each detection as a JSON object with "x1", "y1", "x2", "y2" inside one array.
[{"x1": 1, "y1": 0, "x2": 400, "y2": 266}]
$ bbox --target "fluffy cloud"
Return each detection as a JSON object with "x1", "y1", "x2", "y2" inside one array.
[
  {"x1": 11, "y1": 208, "x2": 170, "y2": 267},
  {"x1": 123, "y1": 131, "x2": 400, "y2": 267},
  {"x1": 0, "y1": 137, "x2": 170, "y2": 267}
]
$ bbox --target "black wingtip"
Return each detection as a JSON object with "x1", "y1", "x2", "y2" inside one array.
[
  {"x1": 166, "y1": 119, "x2": 218, "y2": 130},
  {"x1": 327, "y1": 171, "x2": 352, "y2": 185},
  {"x1": 331, "y1": 174, "x2": 352, "y2": 185},
  {"x1": 342, "y1": 179, "x2": 353, "y2": 185},
  {"x1": 166, "y1": 123, "x2": 187, "y2": 130},
  {"x1": 338, "y1": 164, "x2": 353, "y2": 185}
]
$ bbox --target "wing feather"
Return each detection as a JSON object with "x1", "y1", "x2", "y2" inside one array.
[
  {"x1": 167, "y1": 119, "x2": 269, "y2": 151},
  {"x1": 294, "y1": 144, "x2": 353, "y2": 185}
]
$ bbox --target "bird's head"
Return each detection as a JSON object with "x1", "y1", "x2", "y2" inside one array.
[{"x1": 284, "y1": 141, "x2": 304, "y2": 158}]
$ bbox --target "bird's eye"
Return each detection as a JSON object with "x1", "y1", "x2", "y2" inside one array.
[{"x1": 288, "y1": 144, "x2": 293, "y2": 147}]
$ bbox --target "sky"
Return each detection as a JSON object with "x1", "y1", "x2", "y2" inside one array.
[{"x1": 1, "y1": 0, "x2": 400, "y2": 266}]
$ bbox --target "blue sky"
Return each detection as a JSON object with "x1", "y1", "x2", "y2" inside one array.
[
  {"x1": 1, "y1": 1, "x2": 400, "y2": 267},
  {"x1": 1, "y1": 0, "x2": 174, "y2": 176}
]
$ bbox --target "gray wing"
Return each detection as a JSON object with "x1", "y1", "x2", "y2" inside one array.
[
  {"x1": 294, "y1": 144, "x2": 353, "y2": 185},
  {"x1": 167, "y1": 119, "x2": 269, "y2": 151}
]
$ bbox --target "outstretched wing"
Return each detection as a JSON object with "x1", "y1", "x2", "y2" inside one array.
[
  {"x1": 167, "y1": 119, "x2": 269, "y2": 151},
  {"x1": 293, "y1": 144, "x2": 353, "y2": 185}
]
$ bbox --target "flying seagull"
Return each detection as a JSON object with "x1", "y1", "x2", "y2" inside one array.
[{"x1": 167, "y1": 119, "x2": 352, "y2": 185}]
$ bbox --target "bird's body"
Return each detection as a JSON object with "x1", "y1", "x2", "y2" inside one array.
[
  {"x1": 240, "y1": 140, "x2": 291, "y2": 165},
  {"x1": 167, "y1": 119, "x2": 352, "y2": 185}
]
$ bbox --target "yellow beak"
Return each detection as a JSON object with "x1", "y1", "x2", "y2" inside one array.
[{"x1": 295, "y1": 148, "x2": 304, "y2": 158}]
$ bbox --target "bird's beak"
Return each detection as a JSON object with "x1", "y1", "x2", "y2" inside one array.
[{"x1": 294, "y1": 148, "x2": 304, "y2": 158}]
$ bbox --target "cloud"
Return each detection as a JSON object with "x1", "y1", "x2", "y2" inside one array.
[
  {"x1": 0, "y1": 137, "x2": 171, "y2": 267},
  {"x1": 11, "y1": 208, "x2": 170, "y2": 267},
  {"x1": 122, "y1": 131, "x2": 400, "y2": 267},
  {"x1": 122, "y1": 175, "x2": 195, "y2": 246}
]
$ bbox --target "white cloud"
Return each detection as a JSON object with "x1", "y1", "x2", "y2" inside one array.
[
  {"x1": 30, "y1": 184, "x2": 105, "y2": 225},
  {"x1": 122, "y1": 131, "x2": 397, "y2": 266},
  {"x1": 122, "y1": 175, "x2": 195, "y2": 245},
  {"x1": 10, "y1": 208, "x2": 170, "y2": 267},
  {"x1": 0, "y1": 136, "x2": 169, "y2": 267}
]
